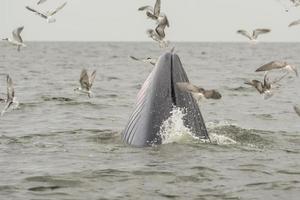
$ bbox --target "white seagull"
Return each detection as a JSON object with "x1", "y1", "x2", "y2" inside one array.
[
  {"x1": 237, "y1": 28, "x2": 271, "y2": 42},
  {"x1": 74, "y1": 69, "x2": 96, "y2": 98},
  {"x1": 2, "y1": 26, "x2": 26, "y2": 52},
  {"x1": 26, "y1": 2, "x2": 67, "y2": 23},
  {"x1": 255, "y1": 61, "x2": 298, "y2": 77},
  {"x1": 1, "y1": 75, "x2": 19, "y2": 116}
]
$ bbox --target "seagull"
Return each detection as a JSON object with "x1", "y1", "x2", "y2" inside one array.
[
  {"x1": 176, "y1": 82, "x2": 222, "y2": 101},
  {"x1": 1, "y1": 75, "x2": 18, "y2": 116},
  {"x1": 237, "y1": 28, "x2": 271, "y2": 42},
  {"x1": 245, "y1": 74, "x2": 271, "y2": 94},
  {"x1": 37, "y1": 0, "x2": 47, "y2": 5},
  {"x1": 2, "y1": 26, "x2": 26, "y2": 52},
  {"x1": 25, "y1": 2, "x2": 67, "y2": 23},
  {"x1": 138, "y1": 0, "x2": 161, "y2": 21},
  {"x1": 74, "y1": 69, "x2": 96, "y2": 98},
  {"x1": 288, "y1": 19, "x2": 300, "y2": 27},
  {"x1": 129, "y1": 56, "x2": 156, "y2": 66},
  {"x1": 244, "y1": 72, "x2": 287, "y2": 99},
  {"x1": 255, "y1": 61, "x2": 298, "y2": 77},
  {"x1": 294, "y1": 105, "x2": 300, "y2": 117}
]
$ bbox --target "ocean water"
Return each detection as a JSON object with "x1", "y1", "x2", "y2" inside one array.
[{"x1": 0, "y1": 42, "x2": 299, "y2": 200}]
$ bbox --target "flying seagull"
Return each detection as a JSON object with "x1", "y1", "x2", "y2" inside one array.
[
  {"x1": 1, "y1": 75, "x2": 18, "y2": 116},
  {"x1": 129, "y1": 56, "x2": 156, "y2": 66},
  {"x1": 237, "y1": 28, "x2": 271, "y2": 42},
  {"x1": 74, "y1": 69, "x2": 96, "y2": 98},
  {"x1": 26, "y1": 2, "x2": 67, "y2": 23},
  {"x1": 37, "y1": 0, "x2": 47, "y2": 5},
  {"x1": 255, "y1": 61, "x2": 298, "y2": 77},
  {"x1": 2, "y1": 26, "x2": 26, "y2": 52},
  {"x1": 294, "y1": 105, "x2": 300, "y2": 117},
  {"x1": 176, "y1": 82, "x2": 222, "y2": 101},
  {"x1": 245, "y1": 73, "x2": 271, "y2": 93},
  {"x1": 244, "y1": 72, "x2": 287, "y2": 99},
  {"x1": 138, "y1": 0, "x2": 161, "y2": 21}
]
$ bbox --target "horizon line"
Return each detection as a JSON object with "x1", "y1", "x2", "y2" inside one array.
[{"x1": 22, "y1": 40, "x2": 300, "y2": 43}]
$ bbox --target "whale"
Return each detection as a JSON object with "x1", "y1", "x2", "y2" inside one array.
[{"x1": 122, "y1": 51, "x2": 210, "y2": 147}]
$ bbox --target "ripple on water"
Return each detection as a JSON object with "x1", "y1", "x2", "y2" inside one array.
[
  {"x1": 208, "y1": 124, "x2": 273, "y2": 149},
  {"x1": 25, "y1": 175, "x2": 82, "y2": 187}
]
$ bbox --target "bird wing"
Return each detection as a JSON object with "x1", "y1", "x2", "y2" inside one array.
[
  {"x1": 245, "y1": 80, "x2": 264, "y2": 93},
  {"x1": 237, "y1": 30, "x2": 252, "y2": 40},
  {"x1": 146, "y1": 11, "x2": 158, "y2": 20},
  {"x1": 49, "y1": 2, "x2": 67, "y2": 16},
  {"x1": 294, "y1": 105, "x2": 300, "y2": 117},
  {"x1": 26, "y1": 6, "x2": 48, "y2": 19},
  {"x1": 1, "y1": 101, "x2": 13, "y2": 116},
  {"x1": 203, "y1": 90, "x2": 222, "y2": 99},
  {"x1": 255, "y1": 61, "x2": 287, "y2": 72},
  {"x1": 252, "y1": 28, "x2": 271, "y2": 39},
  {"x1": 288, "y1": 19, "x2": 300, "y2": 27},
  {"x1": 138, "y1": 5, "x2": 153, "y2": 12},
  {"x1": 129, "y1": 56, "x2": 140, "y2": 61},
  {"x1": 79, "y1": 69, "x2": 90, "y2": 90},
  {"x1": 12, "y1": 26, "x2": 24, "y2": 43},
  {"x1": 146, "y1": 29, "x2": 160, "y2": 42},
  {"x1": 37, "y1": 0, "x2": 47, "y2": 5},
  {"x1": 263, "y1": 73, "x2": 272, "y2": 90},
  {"x1": 145, "y1": 57, "x2": 156, "y2": 66},
  {"x1": 159, "y1": 14, "x2": 169, "y2": 27},
  {"x1": 6, "y1": 75, "x2": 14, "y2": 102},
  {"x1": 176, "y1": 82, "x2": 202, "y2": 93},
  {"x1": 155, "y1": 24, "x2": 166, "y2": 38},
  {"x1": 89, "y1": 70, "x2": 96, "y2": 88},
  {"x1": 153, "y1": 0, "x2": 161, "y2": 16}
]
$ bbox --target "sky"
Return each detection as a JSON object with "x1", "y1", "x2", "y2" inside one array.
[{"x1": 1, "y1": 0, "x2": 300, "y2": 42}]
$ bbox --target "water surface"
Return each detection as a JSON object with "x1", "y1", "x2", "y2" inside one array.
[{"x1": 0, "y1": 42, "x2": 299, "y2": 200}]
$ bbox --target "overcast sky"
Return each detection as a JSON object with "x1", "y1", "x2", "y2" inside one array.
[{"x1": 1, "y1": 0, "x2": 300, "y2": 42}]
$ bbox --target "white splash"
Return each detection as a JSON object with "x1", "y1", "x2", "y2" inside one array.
[
  {"x1": 159, "y1": 108, "x2": 237, "y2": 145},
  {"x1": 206, "y1": 120, "x2": 238, "y2": 145},
  {"x1": 209, "y1": 132, "x2": 237, "y2": 145},
  {"x1": 160, "y1": 107, "x2": 197, "y2": 144}
]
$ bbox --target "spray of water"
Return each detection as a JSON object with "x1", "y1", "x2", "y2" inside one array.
[
  {"x1": 159, "y1": 107, "x2": 237, "y2": 145},
  {"x1": 160, "y1": 107, "x2": 196, "y2": 144}
]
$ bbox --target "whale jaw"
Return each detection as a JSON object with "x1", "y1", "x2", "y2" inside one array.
[{"x1": 122, "y1": 52, "x2": 209, "y2": 147}]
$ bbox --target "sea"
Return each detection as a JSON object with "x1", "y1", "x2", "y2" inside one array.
[{"x1": 0, "y1": 42, "x2": 299, "y2": 200}]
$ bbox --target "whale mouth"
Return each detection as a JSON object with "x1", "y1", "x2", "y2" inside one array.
[
  {"x1": 122, "y1": 51, "x2": 209, "y2": 147},
  {"x1": 170, "y1": 57, "x2": 177, "y2": 105}
]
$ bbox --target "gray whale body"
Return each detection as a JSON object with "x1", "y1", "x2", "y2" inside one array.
[{"x1": 122, "y1": 52, "x2": 209, "y2": 147}]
